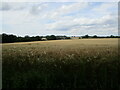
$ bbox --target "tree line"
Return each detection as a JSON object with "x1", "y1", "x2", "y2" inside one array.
[
  {"x1": 81, "y1": 35, "x2": 120, "y2": 38},
  {"x1": 0, "y1": 33, "x2": 119, "y2": 43},
  {"x1": 0, "y1": 33, "x2": 70, "y2": 43}
]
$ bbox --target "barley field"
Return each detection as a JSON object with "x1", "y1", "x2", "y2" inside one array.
[{"x1": 2, "y1": 38, "x2": 120, "y2": 89}]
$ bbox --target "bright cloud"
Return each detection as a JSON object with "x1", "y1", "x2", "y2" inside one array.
[{"x1": 0, "y1": 2, "x2": 118, "y2": 36}]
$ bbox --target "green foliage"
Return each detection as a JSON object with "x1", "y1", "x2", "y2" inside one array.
[
  {"x1": 46, "y1": 35, "x2": 57, "y2": 40},
  {"x1": 1, "y1": 33, "x2": 43, "y2": 43},
  {"x1": 83, "y1": 34, "x2": 89, "y2": 38},
  {"x1": 93, "y1": 35, "x2": 97, "y2": 38},
  {"x1": 1, "y1": 33, "x2": 71, "y2": 43}
]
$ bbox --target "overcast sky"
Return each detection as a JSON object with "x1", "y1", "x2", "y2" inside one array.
[{"x1": 0, "y1": 2, "x2": 118, "y2": 36}]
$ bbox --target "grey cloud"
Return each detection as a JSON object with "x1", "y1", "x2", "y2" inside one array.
[
  {"x1": 0, "y1": 2, "x2": 29, "y2": 11},
  {"x1": 30, "y1": 3, "x2": 48, "y2": 15},
  {"x1": 47, "y1": 14, "x2": 117, "y2": 33},
  {"x1": 30, "y1": 5, "x2": 41, "y2": 15},
  {"x1": 0, "y1": 3, "x2": 11, "y2": 11}
]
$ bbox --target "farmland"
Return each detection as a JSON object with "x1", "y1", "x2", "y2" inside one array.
[{"x1": 2, "y1": 38, "x2": 120, "y2": 89}]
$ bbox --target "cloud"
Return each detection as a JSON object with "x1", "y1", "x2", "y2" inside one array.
[
  {"x1": 1, "y1": 2, "x2": 118, "y2": 36},
  {"x1": 39, "y1": 2, "x2": 89, "y2": 20},
  {"x1": 2, "y1": 0, "x2": 119, "y2": 2},
  {"x1": 45, "y1": 14, "x2": 117, "y2": 31},
  {"x1": 92, "y1": 2, "x2": 117, "y2": 14},
  {"x1": 30, "y1": 3, "x2": 48, "y2": 15},
  {"x1": 0, "y1": 2, "x2": 11, "y2": 11},
  {"x1": 0, "y1": 2, "x2": 30, "y2": 11},
  {"x1": 57, "y1": 2, "x2": 88, "y2": 14}
]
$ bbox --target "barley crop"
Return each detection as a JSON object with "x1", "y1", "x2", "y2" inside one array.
[{"x1": 2, "y1": 38, "x2": 120, "y2": 89}]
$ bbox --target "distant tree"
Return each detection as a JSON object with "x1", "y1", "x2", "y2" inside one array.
[
  {"x1": 24, "y1": 35, "x2": 30, "y2": 38},
  {"x1": 0, "y1": 34, "x2": 2, "y2": 43},
  {"x1": 83, "y1": 34, "x2": 89, "y2": 38},
  {"x1": 23, "y1": 35, "x2": 31, "y2": 42},
  {"x1": 51, "y1": 35, "x2": 56, "y2": 40},
  {"x1": 17, "y1": 36, "x2": 23, "y2": 42},
  {"x1": 65, "y1": 37, "x2": 71, "y2": 39},
  {"x1": 46, "y1": 35, "x2": 56, "y2": 40},
  {"x1": 93, "y1": 35, "x2": 97, "y2": 38},
  {"x1": 79, "y1": 37, "x2": 82, "y2": 39},
  {"x1": 110, "y1": 35, "x2": 114, "y2": 38},
  {"x1": 35, "y1": 36, "x2": 42, "y2": 41},
  {"x1": 2, "y1": 33, "x2": 17, "y2": 43}
]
